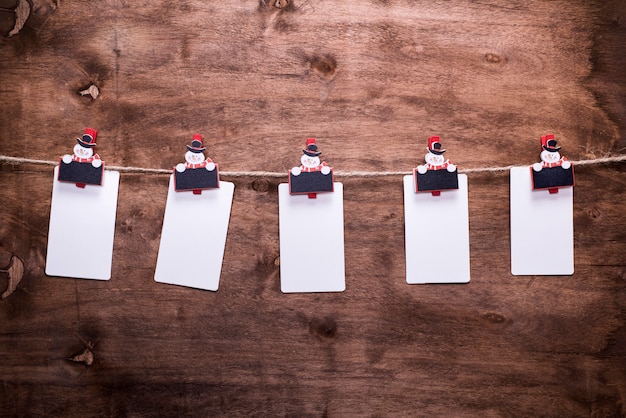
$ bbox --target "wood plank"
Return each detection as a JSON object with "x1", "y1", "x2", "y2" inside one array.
[{"x1": 0, "y1": 0, "x2": 625, "y2": 416}]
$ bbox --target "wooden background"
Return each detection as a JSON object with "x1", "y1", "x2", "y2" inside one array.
[{"x1": 1, "y1": 0, "x2": 625, "y2": 416}]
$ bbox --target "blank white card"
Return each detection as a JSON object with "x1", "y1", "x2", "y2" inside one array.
[
  {"x1": 510, "y1": 167, "x2": 574, "y2": 275},
  {"x1": 46, "y1": 167, "x2": 120, "y2": 280},
  {"x1": 278, "y1": 183, "x2": 345, "y2": 293},
  {"x1": 154, "y1": 176, "x2": 234, "y2": 291},
  {"x1": 403, "y1": 174, "x2": 470, "y2": 284}
]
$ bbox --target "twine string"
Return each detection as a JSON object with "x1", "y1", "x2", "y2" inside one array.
[{"x1": 0, "y1": 154, "x2": 624, "y2": 178}]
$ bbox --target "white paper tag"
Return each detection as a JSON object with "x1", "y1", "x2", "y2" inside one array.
[
  {"x1": 403, "y1": 174, "x2": 470, "y2": 284},
  {"x1": 510, "y1": 167, "x2": 574, "y2": 275},
  {"x1": 46, "y1": 167, "x2": 120, "y2": 280},
  {"x1": 278, "y1": 183, "x2": 345, "y2": 293},
  {"x1": 154, "y1": 176, "x2": 234, "y2": 291}
]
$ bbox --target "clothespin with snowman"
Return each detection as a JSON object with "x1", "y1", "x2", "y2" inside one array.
[
  {"x1": 403, "y1": 136, "x2": 470, "y2": 283},
  {"x1": 58, "y1": 128, "x2": 104, "y2": 188},
  {"x1": 154, "y1": 133, "x2": 234, "y2": 291},
  {"x1": 46, "y1": 128, "x2": 120, "y2": 280},
  {"x1": 173, "y1": 134, "x2": 219, "y2": 194},
  {"x1": 414, "y1": 136, "x2": 458, "y2": 196},
  {"x1": 509, "y1": 134, "x2": 575, "y2": 275},
  {"x1": 279, "y1": 138, "x2": 345, "y2": 293},
  {"x1": 289, "y1": 138, "x2": 334, "y2": 198},
  {"x1": 530, "y1": 134, "x2": 574, "y2": 194}
]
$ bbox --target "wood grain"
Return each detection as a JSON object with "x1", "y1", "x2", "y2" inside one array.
[{"x1": 1, "y1": 0, "x2": 625, "y2": 416}]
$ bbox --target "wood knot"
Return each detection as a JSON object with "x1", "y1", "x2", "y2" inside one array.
[
  {"x1": 483, "y1": 312, "x2": 506, "y2": 324},
  {"x1": 587, "y1": 207, "x2": 601, "y2": 219},
  {"x1": 251, "y1": 178, "x2": 270, "y2": 192},
  {"x1": 309, "y1": 317, "x2": 337, "y2": 339},
  {"x1": 484, "y1": 52, "x2": 507, "y2": 65},
  {"x1": 68, "y1": 342, "x2": 94, "y2": 366},
  {"x1": 309, "y1": 54, "x2": 337, "y2": 79},
  {"x1": 254, "y1": 255, "x2": 279, "y2": 275},
  {"x1": 258, "y1": 0, "x2": 292, "y2": 11},
  {"x1": 0, "y1": 254, "x2": 25, "y2": 300},
  {"x1": 78, "y1": 84, "x2": 100, "y2": 100},
  {"x1": 273, "y1": 0, "x2": 289, "y2": 9},
  {"x1": 0, "y1": 0, "x2": 30, "y2": 38}
]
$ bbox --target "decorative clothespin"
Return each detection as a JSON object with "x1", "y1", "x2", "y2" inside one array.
[
  {"x1": 173, "y1": 134, "x2": 219, "y2": 194},
  {"x1": 154, "y1": 135, "x2": 234, "y2": 291},
  {"x1": 279, "y1": 138, "x2": 345, "y2": 293},
  {"x1": 403, "y1": 136, "x2": 470, "y2": 284},
  {"x1": 510, "y1": 134, "x2": 575, "y2": 275},
  {"x1": 288, "y1": 138, "x2": 334, "y2": 198},
  {"x1": 47, "y1": 127, "x2": 120, "y2": 281},
  {"x1": 413, "y1": 136, "x2": 458, "y2": 196},
  {"x1": 530, "y1": 134, "x2": 574, "y2": 194},
  {"x1": 58, "y1": 128, "x2": 104, "y2": 188}
]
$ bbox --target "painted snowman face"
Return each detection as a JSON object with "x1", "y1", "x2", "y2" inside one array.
[
  {"x1": 301, "y1": 154, "x2": 320, "y2": 168},
  {"x1": 540, "y1": 150, "x2": 560, "y2": 163},
  {"x1": 73, "y1": 144, "x2": 93, "y2": 159},
  {"x1": 185, "y1": 151, "x2": 205, "y2": 165},
  {"x1": 425, "y1": 152, "x2": 444, "y2": 166}
]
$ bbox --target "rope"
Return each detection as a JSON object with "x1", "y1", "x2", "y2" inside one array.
[{"x1": 0, "y1": 154, "x2": 624, "y2": 178}]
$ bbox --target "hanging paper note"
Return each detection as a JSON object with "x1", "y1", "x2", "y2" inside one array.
[
  {"x1": 46, "y1": 128, "x2": 120, "y2": 280},
  {"x1": 510, "y1": 135, "x2": 574, "y2": 275},
  {"x1": 404, "y1": 136, "x2": 470, "y2": 283},
  {"x1": 279, "y1": 138, "x2": 345, "y2": 293},
  {"x1": 154, "y1": 135, "x2": 234, "y2": 291}
]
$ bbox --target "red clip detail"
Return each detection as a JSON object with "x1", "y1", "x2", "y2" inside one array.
[
  {"x1": 308, "y1": 193, "x2": 317, "y2": 199},
  {"x1": 76, "y1": 183, "x2": 86, "y2": 188},
  {"x1": 193, "y1": 189, "x2": 202, "y2": 195},
  {"x1": 431, "y1": 190, "x2": 441, "y2": 197},
  {"x1": 549, "y1": 188, "x2": 558, "y2": 194}
]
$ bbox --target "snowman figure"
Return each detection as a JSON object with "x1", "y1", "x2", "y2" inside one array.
[
  {"x1": 62, "y1": 128, "x2": 102, "y2": 168},
  {"x1": 416, "y1": 136, "x2": 456, "y2": 174},
  {"x1": 175, "y1": 134, "x2": 216, "y2": 173},
  {"x1": 291, "y1": 138, "x2": 331, "y2": 176},
  {"x1": 532, "y1": 134, "x2": 571, "y2": 172}
]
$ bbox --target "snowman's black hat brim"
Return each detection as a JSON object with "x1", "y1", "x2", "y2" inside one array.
[
  {"x1": 543, "y1": 145, "x2": 561, "y2": 152},
  {"x1": 187, "y1": 145, "x2": 206, "y2": 153},
  {"x1": 77, "y1": 137, "x2": 96, "y2": 148},
  {"x1": 303, "y1": 149, "x2": 322, "y2": 157},
  {"x1": 427, "y1": 147, "x2": 446, "y2": 155}
]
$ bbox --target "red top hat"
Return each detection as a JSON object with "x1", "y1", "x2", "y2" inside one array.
[
  {"x1": 303, "y1": 138, "x2": 321, "y2": 157},
  {"x1": 77, "y1": 127, "x2": 98, "y2": 148},
  {"x1": 427, "y1": 136, "x2": 446, "y2": 155},
  {"x1": 541, "y1": 134, "x2": 561, "y2": 152},
  {"x1": 187, "y1": 134, "x2": 206, "y2": 153}
]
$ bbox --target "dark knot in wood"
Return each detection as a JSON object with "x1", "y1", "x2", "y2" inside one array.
[
  {"x1": 0, "y1": 254, "x2": 24, "y2": 300},
  {"x1": 309, "y1": 54, "x2": 337, "y2": 79},
  {"x1": 483, "y1": 312, "x2": 506, "y2": 324},
  {"x1": 485, "y1": 52, "x2": 507, "y2": 65},
  {"x1": 0, "y1": 0, "x2": 30, "y2": 38},
  {"x1": 587, "y1": 207, "x2": 602, "y2": 219},
  {"x1": 273, "y1": 0, "x2": 289, "y2": 9},
  {"x1": 68, "y1": 343, "x2": 95, "y2": 366},
  {"x1": 310, "y1": 317, "x2": 337, "y2": 339},
  {"x1": 252, "y1": 178, "x2": 270, "y2": 192}
]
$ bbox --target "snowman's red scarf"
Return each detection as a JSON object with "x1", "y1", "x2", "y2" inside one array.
[
  {"x1": 425, "y1": 161, "x2": 450, "y2": 171},
  {"x1": 300, "y1": 161, "x2": 329, "y2": 172},
  {"x1": 72, "y1": 154, "x2": 100, "y2": 163},
  {"x1": 185, "y1": 158, "x2": 213, "y2": 169},
  {"x1": 542, "y1": 157, "x2": 567, "y2": 168}
]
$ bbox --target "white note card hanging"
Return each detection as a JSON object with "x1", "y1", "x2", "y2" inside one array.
[
  {"x1": 46, "y1": 167, "x2": 120, "y2": 280},
  {"x1": 278, "y1": 183, "x2": 345, "y2": 293},
  {"x1": 403, "y1": 174, "x2": 470, "y2": 284},
  {"x1": 154, "y1": 176, "x2": 234, "y2": 291},
  {"x1": 510, "y1": 167, "x2": 574, "y2": 275}
]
